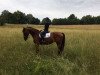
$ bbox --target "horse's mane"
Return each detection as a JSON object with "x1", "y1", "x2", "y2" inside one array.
[{"x1": 26, "y1": 27, "x2": 40, "y2": 33}]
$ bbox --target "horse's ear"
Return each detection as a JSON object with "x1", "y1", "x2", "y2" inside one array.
[{"x1": 23, "y1": 27, "x2": 26, "y2": 31}]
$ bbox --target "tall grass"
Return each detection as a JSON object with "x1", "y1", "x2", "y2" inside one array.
[{"x1": 0, "y1": 25, "x2": 100, "y2": 75}]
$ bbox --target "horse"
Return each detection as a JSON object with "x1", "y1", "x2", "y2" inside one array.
[{"x1": 22, "y1": 27, "x2": 65, "y2": 55}]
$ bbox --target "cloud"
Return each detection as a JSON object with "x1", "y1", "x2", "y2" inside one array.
[{"x1": 0, "y1": 0, "x2": 100, "y2": 19}]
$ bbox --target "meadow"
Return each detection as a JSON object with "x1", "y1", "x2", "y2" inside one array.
[{"x1": 0, "y1": 24, "x2": 100, "y2": 75}]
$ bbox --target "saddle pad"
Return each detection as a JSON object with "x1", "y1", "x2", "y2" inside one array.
[{"x1": 39, "y1": 33, "x2": 51, "y2": 38}]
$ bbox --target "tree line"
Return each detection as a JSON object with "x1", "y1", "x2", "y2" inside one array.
[
  {"x1": 52, "y1": 14, "x2": 100, "y2": 25},
  {"x1": 0, "y1": 10, "x2": 40, "y2": 25},
  {"x1": 0, "y1": 10, "x2": 100, "y2": 25}
]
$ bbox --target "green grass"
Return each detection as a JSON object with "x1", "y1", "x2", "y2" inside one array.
[{"x1": 0, "y1": 25, "x2": 100, "y2": 75}]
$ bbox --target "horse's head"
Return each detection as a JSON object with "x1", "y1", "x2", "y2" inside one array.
[{"x1": 22, "y1": 27, "x2": 29, "y2": 41}]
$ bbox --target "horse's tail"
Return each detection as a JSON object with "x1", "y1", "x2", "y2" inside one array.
[{"x1": 60, "y1": 33, "x2": 65, "y2": 52}]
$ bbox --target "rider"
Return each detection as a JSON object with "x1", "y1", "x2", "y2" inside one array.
[{"x1": 41, "y1": 17, "x2": 51, "y2": 42}]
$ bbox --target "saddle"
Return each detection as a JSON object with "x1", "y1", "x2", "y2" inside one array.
[{"x1": 39, "y1": 30, "x2": 51, "y2": 38}]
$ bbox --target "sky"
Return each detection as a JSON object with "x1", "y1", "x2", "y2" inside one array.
[{"x1": 0, "y1": 0, "x2": 100, "y2": 19}]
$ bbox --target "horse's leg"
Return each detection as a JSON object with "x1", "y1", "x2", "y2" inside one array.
[
  {"x1": 56, "y1": 42, "x2": 62, "y2": 55},
  {"x1": 35, "y1": 44, "x2": 39, "y2": 53},
  {"x1": 56, "y1": 34, "x2": 65, "y2": 55}
]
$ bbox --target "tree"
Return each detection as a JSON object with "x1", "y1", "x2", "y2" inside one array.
[
  {"x1": 0, "y1": 10, "x2": 40, "y2": 24},
  {"x1": 0, "y1": 10, "x2": 14, "y2": 23},
  {"x1": 52, "y1": 18, "x2": 67, "y2": 25},
  {"x1": 13, "y1": 10, "x2": 27, "y2": 24},
  {"x1": 80, "y1": 15, "x2": 94, "y2": 24},
  {"x1": 26, "y1": 14, "x2": 34, "y2": 24},
  {"x1": 41, "y1": 17, "x2": 51, "y2": 25},
  {"x1": 0, "y1": 16, "x2": 4, "y2": 26},
  {"x1": 67, "y1": 14, "x2": 80, "y2": 25},
  {"x1": 94, "y1": 16, "x2": 100, "y2": 24},
  {"x1": 34, "y1": 18, "x2": 40, "y2": 24}
]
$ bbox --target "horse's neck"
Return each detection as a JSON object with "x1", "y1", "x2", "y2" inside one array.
[{"x1": 29, "y1": 29, "x2": 40, "y2": 37}]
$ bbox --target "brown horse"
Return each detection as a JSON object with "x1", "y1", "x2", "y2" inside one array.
[{"x1": 22, "y1": 27, "x2": 65, "y2": 55}]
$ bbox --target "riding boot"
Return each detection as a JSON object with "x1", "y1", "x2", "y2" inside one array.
[
  {"x1": 42, "y1": 38, "x2": 45, "y2": 42},
  {"x1": 40, "y1": 35, "x2": 45, "y2": 43}
]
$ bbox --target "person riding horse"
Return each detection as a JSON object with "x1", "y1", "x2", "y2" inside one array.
[
  {"x1": 23, "y1": 27, "x2": 65, "y2": 55},
  {"x1": 40, "y1": 17, "x2": 51, "y2": 42}
]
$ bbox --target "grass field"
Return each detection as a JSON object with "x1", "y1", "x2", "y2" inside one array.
[{"x1": 0, "y1": 24, "x2": 100, "y2": 75}]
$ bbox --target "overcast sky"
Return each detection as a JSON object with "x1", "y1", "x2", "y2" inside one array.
[{"x1": 0, "y1": 0, "x2": 100, "y2": 19}]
